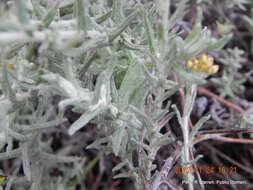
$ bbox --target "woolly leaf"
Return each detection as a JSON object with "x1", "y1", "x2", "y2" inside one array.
[
  {"x1": 112, "y1": 123, "x2": 127, "y2": 156},
  {"x1": 118, "y1": 62, "x2": 145, "y2": 109},
  {"x1": 140, "y1": 6, "x2": 156, "y2": 55},
  {"x1": 31, "y1": 0, "x2": 46, "y2": 19},
  {"x1": 68, "y1": 103, "x2": 105, "y2": 136},
  {"x1": 22, "y1": 143, "x2": 31, "y2": 181},
  {"x1": 189, "y1": 115, "x2": 210, "y2": 145}
]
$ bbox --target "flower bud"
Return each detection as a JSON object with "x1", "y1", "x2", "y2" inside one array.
[
  {"x1": 186, "y1": 60, "x2": 193, "y2": 70},
  {"x1": 199, "y1": 53, "x2": 208, "y2": 64},
  {"x1": 192, "y1": 58, "x2": 199, "y2": 65},
  {"x1": 207, "y1": 65, "x2": 219, "y2": 74},
  {"x1": 8, "y1": 64, "x2": 15, "y2": 70},
  {"x1": 207, "y1": 56, "x2": 214, "y2": 66},
  {"x1": 198, "y1": 54, "x2": 214, "y2": 71},
  {"x1": 192, "y1": 62, "x2": 199, "y2": 71}
]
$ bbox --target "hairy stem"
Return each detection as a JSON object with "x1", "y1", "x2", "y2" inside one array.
[{"x1": 182, "y1": 83, "x2": 196, "y2": 190}]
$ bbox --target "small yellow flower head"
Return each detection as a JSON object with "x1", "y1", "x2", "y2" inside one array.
[
  {"x1": 186, "y1": 58, "x2": 199, "y2": 71},
  {"x1": 185, "y1": 53, "x2": 218, "y2": 75},
  {"x1": 0, "y1": 175, "x2": 7, "y2": 185},
  {"x1": 192, "y1": 62, "x2": 199, "y2": 71},
  {"x1": 199, "y1": 53, "x2": 208, "y2": 64},
  {"x1": 198, "y1": 53, "x2": 214, "y2": 70},
  {"x1": 207, "y1": 65, "x2": 219, "y2": 75},
  {"x1": 192, "y1": 58, "x2": 199, "y2": 65},
  {"x1": 8, "y1": 64, "x2": 15, "y2": 71},
  {"x1": 186, "y1": 60, "x2": 194, "y2": 70}
]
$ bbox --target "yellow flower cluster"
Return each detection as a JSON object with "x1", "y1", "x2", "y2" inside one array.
[{"x1": 186, "y1": 53, "x2": 219, "y2": 75}]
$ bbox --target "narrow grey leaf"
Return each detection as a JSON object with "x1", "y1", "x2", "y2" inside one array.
[
  {"x1": 189, "y1": 115, "x2": 210, "y2": 145},
  {"x1": 112, "y1": 124, "x2": 127, "y2": 156},
  {"x1": 68, "y1": 104, "x2": 105, "y2": 135},
  {"x1": 22, "y1": 143, "x2": 31, "y2": 181}
]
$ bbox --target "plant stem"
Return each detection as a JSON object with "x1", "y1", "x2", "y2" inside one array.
[
  {"x1": 182, "y1": 83, "x2": 196, "y2": 190},
  {"x1": 156, "y1": 0, "x2": 170, "y2": 110},
  {"x1": 182, "y1": 117, "x2": 194, "y2": 190}
]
